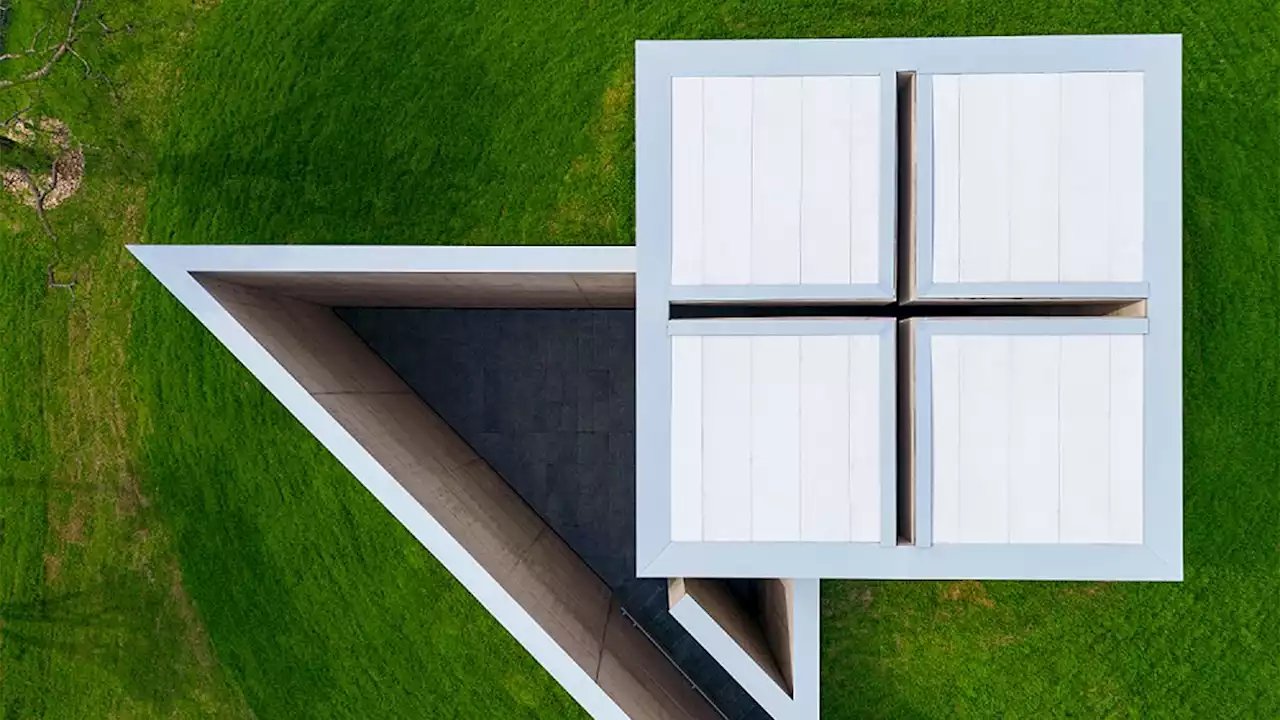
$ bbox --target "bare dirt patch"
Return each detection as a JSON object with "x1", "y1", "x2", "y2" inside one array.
[
  {"x1": 166, "y1": 560, "x2": 219, "y2": 669},
  {"x1": 1, "y1": 117, "x2": 85, "y2": 209},
  {"x1": 58, "y1": 505, "x2": 87, "y2": 545},
  {"x1": 44, "y1": 553, "x2": 64, "y2": 583},
  {"x1": 1063, "y1": 583, "x2": 1110, "y2": 599},
  {"x1": 942, "y1": 580, "x2": 996, "y2": 608},
  {"x1": 116, "y1": 468, "x2": 151, "y2": 520}
]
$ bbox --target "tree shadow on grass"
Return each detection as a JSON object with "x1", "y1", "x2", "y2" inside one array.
[
  {"x1": 1, "y1": 566, "x2": 200, "y2": 715},
  {"x1": 130, "y1": 433, "x2": 339, "y2": 718},
  {"x1": 146, "y1": 1, "x2": 503, "y2": 249}
]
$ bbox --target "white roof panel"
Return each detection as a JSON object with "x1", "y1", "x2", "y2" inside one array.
[
  {"x1": 669, "y1": 325, "x2": 888, "y2": 544},
  {"x1": 928, "y1": 330, "x2": 1145, "y2": 545},
  {"x1": 670, "y1": 75, "x2": 883, "y2": 288},
  {"x1": 930, "y1": 72, "x2": 1145, "y2": 286}
]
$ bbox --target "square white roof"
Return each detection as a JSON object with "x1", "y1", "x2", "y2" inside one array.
[{"x1": 635, "y1": 35, "x2": 1181, "y2": 581}]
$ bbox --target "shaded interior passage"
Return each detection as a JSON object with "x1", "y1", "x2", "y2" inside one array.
[{"x1": 338, "y1": 308, "x2": 768, "y2": 720}]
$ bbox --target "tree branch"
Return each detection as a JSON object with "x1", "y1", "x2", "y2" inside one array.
[
  {"x1": 30, "y1": 24, "x2": 49, "y2": 53},
  {"x1": 46, "y1": 265, "x2": 76, "y2": 301},
  {"x1": 0, "y1": 0, "x2": 86, "y2": 90},
  {"x1": 18, "y1": 168, "x2": 57, "y2": 243},
  {"x1": 0, "y1": 25, "x2": 51, "y2": 61},
  {"x1": 67, "y1": 47, "x2": 91, "y2": 78},
  {"x1": 30, "y1": 23, "x2": 48, "y2": 52},
  {"x1": 2, "y1": 103, "x2": 31, "y2": 127}
]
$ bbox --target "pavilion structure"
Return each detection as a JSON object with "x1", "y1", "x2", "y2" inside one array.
[{"x1": 134, "y1": 34, "x2": 1181, "y2": 720}]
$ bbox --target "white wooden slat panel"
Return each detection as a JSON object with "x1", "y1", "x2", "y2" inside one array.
[
  {"x1": 931, "y1": 75, "x2": 961, "y2": 284},
  {"x1": 958, "y1": 74, "x2": 1012, "y2": 283},
  {"x1": 750, "y1": 336, "x2": 802, "y2": 541},
  {"x1": 848, "y1": 334, "x2": 882, "y2": 542},
  {"x1": 799, "y1": 336, "x2": 851, "y2": 542},
  {"x1": 1009, "y1": 74, "x2": 1062, "y2": 282},
  {"x1": 930, "y1": 334, "x2": 961, "y2": 543},
  {"x1": 848, "y1": 76, "x2": 881, "y2": 284},
  {"x1": 1008, "y1": 336, "x2": 1061, "y2": 543},
  {"x1": 1109, "y1": 72, "x2": 1145, "y2": 282},
  {"x1": 933, "y1": 71, "x2": 1146, "y2": 289},
  {"x1": 957, "y1": 335, "x2": 1011, "y2": 543},
  {"x1": 1109, "y1": 334, "x2": 1145, "y2": 543},
  {"x1": 671, "y1": 77, "x2": 705, "y2": 286},
  {"x1": 1059, "y1": 335, "x2": 1112, "y2": 543},
  {"x1": 800, "y1": 76, "x2": 853, "y2": 284},
  {"x1": 702, "y1": 336, "x2": 753, "y2": 541},
  {"x1": 702, "y1": 78, "x2": 754, "y2": 285},
  {"x1": 751, "y1": 77, "x2": 804, "y2": 285},
  {"x1": 670, "y1": 336, "x2": 703, "y2": 541},
  {"x1": 1059, "y1": 73, "x2": 1112, "y2": 283}
]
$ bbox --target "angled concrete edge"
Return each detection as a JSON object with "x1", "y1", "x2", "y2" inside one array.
[
  {"x1": 127, "y1": 244, "x2": 639, "y2": 719},
  {"x1": 129, "y1": 243, "x2": 637, "y2": 274},
  {"x1": 669, "y1": 579, "x2": 820, "y2": 720}
]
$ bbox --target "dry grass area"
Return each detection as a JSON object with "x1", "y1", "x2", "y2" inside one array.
[{"x1": 1, "y1": 2, "x2": 253, "y2": 715}]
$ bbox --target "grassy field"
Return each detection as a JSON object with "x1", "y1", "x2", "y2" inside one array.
[{"x1": 3, "y1": 0, "x2": 1280, "y2": 717}]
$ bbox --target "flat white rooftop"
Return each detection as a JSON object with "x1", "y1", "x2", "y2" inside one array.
[{"x1": 636, "y1": 35, "x2": 1181, "y2": 582}]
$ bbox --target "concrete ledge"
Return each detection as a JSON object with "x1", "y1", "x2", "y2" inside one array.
[{"x1": 645, "y1": 541, "x2": 1179, "y2": 581}]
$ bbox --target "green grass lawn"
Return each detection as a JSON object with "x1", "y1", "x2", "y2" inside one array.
[{"x1": 3, "y1": 0, "x2": 1280, "y2": 717}]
